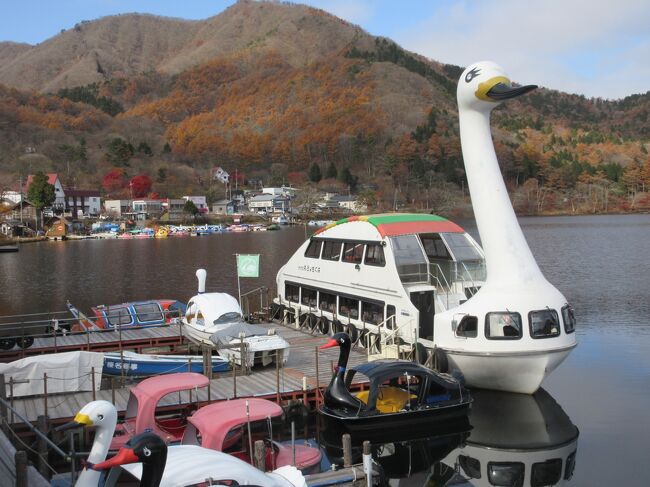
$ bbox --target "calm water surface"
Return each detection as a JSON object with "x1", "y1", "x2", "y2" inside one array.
[{"x1": 1, "y1": 214, "x2": 649, "y2": 485}]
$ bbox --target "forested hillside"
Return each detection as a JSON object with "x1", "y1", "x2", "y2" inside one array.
[{"x1": 1, "y1": 0, "x2": 648, "y2": 214}]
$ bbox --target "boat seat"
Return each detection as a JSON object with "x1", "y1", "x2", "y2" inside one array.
[{"x1": 356, "y1": 386, "x2": 417, "y2": 414}]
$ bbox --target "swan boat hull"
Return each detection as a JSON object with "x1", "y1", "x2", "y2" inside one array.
[{"x1": 445, "y1": 344, "x2": 576, "y2": 394}]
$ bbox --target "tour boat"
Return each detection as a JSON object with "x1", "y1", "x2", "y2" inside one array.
[
  {"x1": 274, "y1": 62, "x2": 577, "y2": 394},
  {"x1": 182, "y1": 269, "x2": 290, "y2": 367},
  {"x1": 102, "y1": 350, "x2": 230, "y2": 376},
  {"x1": 68, "y1": 299, "x2": 185, "y2": 332},
  {"x1": 181, "y1": 398, "x2": 321, "y2": 472},
  {"x1": 439, "y1": 389, "x2": 579, "y2": 486},
  {"x1": 110, "y1": 372, "x2": 209, "y2": 449},
  {"x1": 94, "y1": 432, "x2": 307, "y2": 487},
  {"x1": 319, "y1": 333, "x2": 471, "y2": 430}
]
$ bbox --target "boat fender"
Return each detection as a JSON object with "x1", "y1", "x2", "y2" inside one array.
[
  {"x1": 16, "y1": 336, "x2": 34, "y2": 349},
  {"x1": 412, "y1": 342, "x2": 427, "y2": 365},
  {"x1": 316, "y1": 315, "x2": 330, "y2": 335},
  {"x1": 345, "y1": 324, "x2": 358, "y2": 344},
  {"x1": 433, "y1": 347, "x2": 448, "y2": 372},
  {"x1": 0, "y1": 338, "x2": 16, "y2": 351},
  {"x1": 332, "y1": 320, "x2": 343, "y2": 334}
]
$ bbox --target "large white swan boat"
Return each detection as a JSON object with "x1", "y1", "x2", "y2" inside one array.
[
  {"x1": 274, "y1": 62, "x2": 576, "y2": 394},
  {"x1": 183, "y1": 269, "x2": 290, "y2": 367}
]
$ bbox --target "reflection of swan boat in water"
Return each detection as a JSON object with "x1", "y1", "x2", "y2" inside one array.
[{"x1": 432, "y1": 388, "x2": 579, "y2": 486}]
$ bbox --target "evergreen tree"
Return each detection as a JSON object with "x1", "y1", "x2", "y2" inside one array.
[
  {"x1": 325, "y1": 162, "x2": 338, "y2": 179},
  {"x1": 106, "y1": 138, "x2": 133, "y2": 166},
  {"x1": 308, "y1": 163, "x2": 322, "y2": 183},
  {"x1": 162, "y1": 143, "x2": 172, "y2": 154},
  {"x1": 27, "y1": 172, "x2": 55, "y2": 229},
  {"x1": 184, "y1": 199, "x2": 199, "y2": 218},
  {"x1": 338, "y1": 167, "x2": 358, "y2": 190}
]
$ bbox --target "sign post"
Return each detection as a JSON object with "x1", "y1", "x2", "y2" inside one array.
[{"x1": 236, "y1": 254, "x2": 260, "y2": 307}]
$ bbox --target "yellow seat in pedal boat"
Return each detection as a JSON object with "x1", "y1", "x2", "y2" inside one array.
[{"x1": 356, "y1": 386, "x2": 417, "y2": 413}]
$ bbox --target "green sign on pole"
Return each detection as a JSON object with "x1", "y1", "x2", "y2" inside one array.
[{"x1": 236, "y1": 254, "x2": 260, "y2": 278}]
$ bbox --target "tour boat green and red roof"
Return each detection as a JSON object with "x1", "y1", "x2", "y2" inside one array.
[{"x1": 314, "y1": 213, "x2": 464, "y2": 238}]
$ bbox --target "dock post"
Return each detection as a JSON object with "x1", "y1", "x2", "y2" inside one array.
[
  {"x1": 91, "y1": 367, "x2": 96, "y2": 401},
  {"x1": 254, "y1": 440, "x2": 265, "y2": 471},
  {"x1": 291, "y1": 421, "x2": 296, "y2": 466},
  {"x1": 111, "y1": 377, "x2": 116, "y2": 405},
  {"x1": 15, "y1": 450, "x2": 28, "y2": 487},
  {"x1": 43, "y1": 373, "x2": 48, "y2": 419},
  {"x1": 315, "y1": 347, "x2": 320, "y2": 403},
  {"x1": 275, "y1": 350, "x2": 281, "y2": 404},
  {"x1": 0, "y1": 374, "x2": 8, "y2": 434},
  {"x1": 37, "y1": 415, "x2": 50, "y2": 479},
  {"x1": 342, "y1": 433, "x2": 352, "y2": 468},
  {"x1": 233, "y1": 360, "x2": 237, "y2": 398},
  {"x1": 363, "y1": 441, "x2": 372, "y2": 487},
  {"x1": 8, "y1": 377, "x2": 15, "y2": 425}
]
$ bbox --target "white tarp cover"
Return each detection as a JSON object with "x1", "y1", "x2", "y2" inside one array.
[{"x1": 0, "y1": 351, "x2": 104, "y2": 397}]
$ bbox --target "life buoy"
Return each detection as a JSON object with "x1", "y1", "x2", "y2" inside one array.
[
  {"x1": 0, "y1": 337, "x2": 16, "y2": 350},
  {"x1": 433, "y1": 347, "x2": 449, "y2": 372},
  {"x1": 16, "y1": 336, "x2": 34, "y2": 349},
  {"x1": 316, "y1": 315, "x2": 330, "y2": 335}
]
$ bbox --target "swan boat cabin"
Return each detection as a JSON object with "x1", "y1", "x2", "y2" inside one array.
[{"x1": 275, "y1": 213, "x2": 577, "y2": 394}]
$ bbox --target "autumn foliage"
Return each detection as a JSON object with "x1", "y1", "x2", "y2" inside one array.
[{"x1": 129, "y1": 174, "x2": 153, "y2": 198}]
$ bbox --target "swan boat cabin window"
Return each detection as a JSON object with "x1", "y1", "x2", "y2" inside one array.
[
  {"x1": 529, "y1": 309, "x2": 561, "y2": 339},
  {"x1": 485, "y1": 312, "x2": 523, "y2": 340},
  {"x1": 562, "y1": 305, "x2": 576, "y2": 334},
  {"x1": 455, "y1": 315, "x2": 478, "y2": 338},
  {"x1": 132, "y1": 303, "x2": 164, "y2": 323}
]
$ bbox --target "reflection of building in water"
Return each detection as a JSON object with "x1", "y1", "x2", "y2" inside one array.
[{"x1": 432, "y1": 388, "x2": 578, "y2": 486}]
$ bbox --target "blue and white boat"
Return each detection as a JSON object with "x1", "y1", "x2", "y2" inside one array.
[{"x1": 103, "y1": 351, "x2": 230, "y2": 376}]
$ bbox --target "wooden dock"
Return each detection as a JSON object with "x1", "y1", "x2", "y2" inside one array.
[
  {"x1": 5, "y1": 324, "x2": 369, "y2": 424},
  {"x1": 0, "y1": 324, "x2": 186, "y2": 363}
]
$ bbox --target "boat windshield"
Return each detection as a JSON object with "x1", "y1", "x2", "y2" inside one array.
[
  {"x1": 213, "y1": 311, "x2": 243, "y2": 325},
  {"x1": 389, "y1": 235, "x2": 429, "y2": 283}
]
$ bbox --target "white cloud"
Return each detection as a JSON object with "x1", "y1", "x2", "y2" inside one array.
[{"x1": 394, "y1": 0, "x2": 650, "y2": 99}]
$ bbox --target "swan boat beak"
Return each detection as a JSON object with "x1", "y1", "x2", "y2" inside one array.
[
  {"x1": 475, "y1": 75, "x2": 537, "y2": 101},
  {"x1": 92, "y1": 447, "x2": 139, "y2": 470},
  {"x1": 320, "y1": 338, "x2": 338, "y2": 349},
  {"x1": 55, "y1": 412, "x2": 93, "y2": 431}
]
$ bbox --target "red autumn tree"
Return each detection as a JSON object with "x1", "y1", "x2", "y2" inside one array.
[
  {"x1": 129, "y1": 174, "x2": 152, "y2": 198},
  {"x1": 102, "y1": 168, "x2": 127, "y2": 193}
]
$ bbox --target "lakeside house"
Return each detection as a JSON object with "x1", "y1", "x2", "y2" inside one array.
[
  {"x1": 182, "y1": 195, "x2": 208, "y2": 213},
  {"x1": 247, "y1": 194, "x2": 291, "y2": 214},
  {"x1": 26, "y1": 173, "x2": 65, "y2": 214},
  {"x1": 64, "y1": 189, "x2": 101, "y2": 217}
]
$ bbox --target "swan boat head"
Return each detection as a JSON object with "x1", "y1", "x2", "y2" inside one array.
[
  {"x1": 58, "y1": 400, "x2": 118, "y2": 487},
  {"x1": 457, "y1": 61, "x2": 537, "y2": 113}
]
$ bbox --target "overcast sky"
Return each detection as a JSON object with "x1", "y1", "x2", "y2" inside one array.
[{"x1": 2, "y1": 0, "x2": 649, "y2": 100}]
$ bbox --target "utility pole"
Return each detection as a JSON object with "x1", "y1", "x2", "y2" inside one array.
[{"x1": 19, "y1": 175, "x2": 23, "y2": 224}]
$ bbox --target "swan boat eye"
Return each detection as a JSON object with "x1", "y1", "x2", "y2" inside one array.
[{"x1": 97, "y1": 414, "x2": 104, "y2": 420}]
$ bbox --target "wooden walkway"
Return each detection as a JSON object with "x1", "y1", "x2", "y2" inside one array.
[
  {"x1": 6, "y1": 324, "x2": 369, "y2": 424},
  {"x1": 0, "y1": 324, "x2": 185, "y2": 362}
]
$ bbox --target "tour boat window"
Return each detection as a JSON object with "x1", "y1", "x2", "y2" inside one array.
[
  {"x1": 364, "y1": 243, "x2": 386, "y2": 266},
  {"x1": 214, "y1": 312, "x2": 241, "y2": 325},
  {"x1": 106, "y1": 306, "x2": 133, "y2": 327},
  {"x1": 386, "y1": 305, "x2": 396, "y2": 330},
  {"x1": 361, "y1": 301, "x2": 384, "y2": 325},
  {"x1": 531, "y1": 459, "x2": 562, "y2": 487},
  {"x1": 304, "y1": 239, "x2": 322, "y2": 259},
  {"x1": 321, "y1": 240, "x2": 342, "y2": 261},
  {"x1": 390, "y1": 235, "x2": 429, "y2": 283},
  {"x1": 561, "y1": 304, "x2": 576, "y2": 334},
  {"x1": 319, "y1": 292, "x2": 337, "y2": 314},
  {"x1": 420, "y1": 234, "x2": 451, "y2": 259},
  {"x1": 301, "y1": 287, "x2": 318, "y2": 308},
  {"x1": 342, "y1": 242, "x2": 364, "y2": 264},
  {"x1": 459, "y1": 455, "x2": 481, "y2": 479},
  {"x1": 564, "y1": 451, "x2": 576, "y2": 480},
  {"x1": 339, "y1": 296, "x2": 360, "y2": 320},
  {"x1": 485, "y1": 312, "x2": 522, "y2": 340},
  {"x1": 133, "y1": 303, "x2": 164, "y2": 323},
  {"x1": 455, "y1": 315, "x2": 478, "y2": 338},
  {"x1": 285, "y1": 283, "x2": 300, "y2": 303},
  {"x1": 440, "y1": 233, "x2": 483, "y2": 261},
  {"x1": 487, "y1": 462, "x2": 525, "y2": 487},
  {"x1": 529, "y1": 309, "x2": 561, "y2": 339}
]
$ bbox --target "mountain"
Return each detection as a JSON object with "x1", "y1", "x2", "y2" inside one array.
[{"x1": 0, "y1": 0, "x2": 648, "y2": 215}]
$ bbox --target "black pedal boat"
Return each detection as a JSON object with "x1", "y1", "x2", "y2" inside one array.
[{"x1": 319, "y1": 333, "x2": 471, "y2": 431}]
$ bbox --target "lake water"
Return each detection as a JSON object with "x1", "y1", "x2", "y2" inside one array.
[{"x1": 1, "y1": 214, "x2": 649, "y2": 485}]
